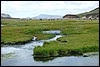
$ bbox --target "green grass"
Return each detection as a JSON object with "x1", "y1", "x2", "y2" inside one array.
[
  {"x1": 33, "y1": 20, "x2": 99, "y2": 57},
  {"x1": 2, "y1": 19, "x2": 93, "y2": 44},
  {"x1": 34, "y1": 33, "x2": 99, "y2": 57},
  {"x1": 1, "y1": 19, "x2": 99, "y2": 57},
  {"x1": 1, "y1": 19, "x2": 57, "y2": 44}
]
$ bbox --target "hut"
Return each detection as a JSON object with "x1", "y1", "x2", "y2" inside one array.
[{"x1": 63, "y1": 14, "x2": 79, "y2": 19}]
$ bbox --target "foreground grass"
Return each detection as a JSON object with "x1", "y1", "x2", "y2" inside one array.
[{"x1": 34, "y1": 33, "x2": 99, "y2": 57}]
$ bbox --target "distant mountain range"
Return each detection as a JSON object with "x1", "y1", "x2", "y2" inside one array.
[
  {"x1": 1, "y1": 7, "x2": 99, "y2": 19},
  {"x1": 1, "y1": 13, "x2": 11, "y2": 19},
  {"x1": 33, "y1": 14, "x2": 63, "y2": 19}
]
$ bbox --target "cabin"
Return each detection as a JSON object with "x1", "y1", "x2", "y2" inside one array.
[{"x1": 63, "y1": 14, "x2": 79, "y2": 19}]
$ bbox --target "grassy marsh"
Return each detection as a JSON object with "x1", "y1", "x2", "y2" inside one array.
[{"x1": 1, "y1": 19, "x2": 99, "y2": 57}]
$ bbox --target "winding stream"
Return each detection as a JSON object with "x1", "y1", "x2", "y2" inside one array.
[{"x1": 1, "y1": 30, "x2": 99, "y2": 66}]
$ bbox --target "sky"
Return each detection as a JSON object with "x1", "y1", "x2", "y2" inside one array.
[{"x1": 1, "y1": 1, "x2": 99, "y2": 18}]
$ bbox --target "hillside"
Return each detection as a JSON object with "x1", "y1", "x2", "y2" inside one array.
[{"x1": 77, "y1": 7, "x2": 99, "y2": 18}]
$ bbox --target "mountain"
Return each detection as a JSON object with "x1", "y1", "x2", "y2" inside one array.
[
  {"x1": 33, "y1": 14, "x2": 63, "y2": 19},
  {"x1": 77, "y1": 7, "x2": 99, "y2": 18},
  {"x1": 1, "y1": 13, "x2": 11, "y2": 19}
]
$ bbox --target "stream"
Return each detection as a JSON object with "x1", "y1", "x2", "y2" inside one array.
[{"x1": 1, "y1": 30, "x2": 99, "y2": 66}]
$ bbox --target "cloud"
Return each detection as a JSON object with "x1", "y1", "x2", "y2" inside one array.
[{"x1": 1, "y1": 1, "x2": 99, "y2": 18}]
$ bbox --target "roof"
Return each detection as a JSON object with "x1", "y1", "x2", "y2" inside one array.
[{"x1": 63, "y1": 14, "x2": 79, "y2": 18}]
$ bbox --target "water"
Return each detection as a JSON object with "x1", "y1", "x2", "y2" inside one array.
[
  {"x1": 1, "y1": 34, "x2": 63, "y2": 66},
  {"x1": 1, "y1": 47, "x2": 99, "y2": 66},
  {"x1": 1, "y1": 30, "x2": 99, "y2": 66},
  {"x1": 1, "y1": 47, "x2": 20, "y2": 54},
  {"x1": 1, "y1": 25, "x2": 5, "y2": 26},
  {"x1": 42, "y1": 35, "x2": 62, "y2": 42},
  {"x1": 42, "y1": 30, "x2": 60, "y2": 34}
]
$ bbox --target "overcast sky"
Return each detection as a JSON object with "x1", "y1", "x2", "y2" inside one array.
[{"x1": 1, "y1": 1, "x2": 99, "y2": 18}]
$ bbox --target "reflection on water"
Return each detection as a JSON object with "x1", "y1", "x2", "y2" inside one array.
[
  {"x1": 33, "y1": 55, "x2": 99, "y2": 66},
  {"x1": 33, "y1": 52, "x2": 99, "y2": 62},
  {"x1": 1, "y1": 53, "x2": 16, "y2": 61},
  {"x1": 34, "y1": 57, "x2": 55, "y2": 62}
]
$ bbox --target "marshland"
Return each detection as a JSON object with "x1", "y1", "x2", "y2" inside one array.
[{"x1": 1, "y1": 19, "x2": 99, "y2": 66}]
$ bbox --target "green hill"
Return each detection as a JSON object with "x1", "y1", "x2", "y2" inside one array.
[{"x1": 77, "y1": 7, "x2": 99, "y2": 18}]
